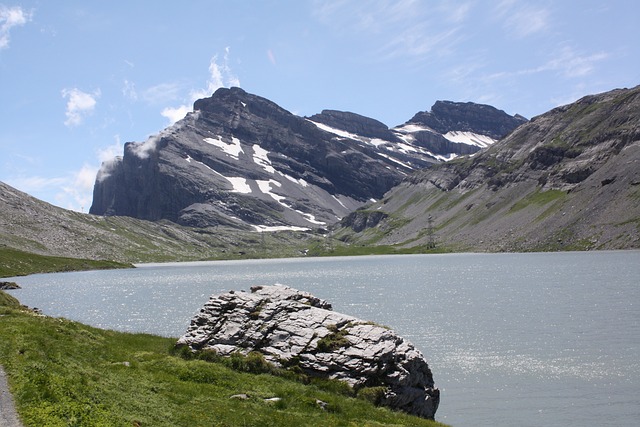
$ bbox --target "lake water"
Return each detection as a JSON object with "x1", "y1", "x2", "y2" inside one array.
[{"x1": 6, "y1": 251, "x2": 640, "y2": 427}]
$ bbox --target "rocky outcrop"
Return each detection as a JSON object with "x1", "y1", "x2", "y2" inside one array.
[
  {"x1": 0, "y1": 282, "x2": 20, "y2": 290},
  {"x1": 177, "y1": 284, "x2": 440, "y2": 419}
]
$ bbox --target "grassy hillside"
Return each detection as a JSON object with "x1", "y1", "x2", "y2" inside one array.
[
  {"x1": 0, "y1": 247, "x2": 132, "y2": 278},
  {"x1": 0, "y1": 293, "x2": 448, "y2": 427}
]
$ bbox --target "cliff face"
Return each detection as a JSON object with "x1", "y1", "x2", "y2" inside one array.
[
  {"x1": 339, "y1": 85, "x2": 640, "y2": 251},
  {"x1": 90, "y1": 88, "x2": 525, "y2": 230},
  {"x1": 177, "y1": 285, "x2": 440, "y2": 419}
]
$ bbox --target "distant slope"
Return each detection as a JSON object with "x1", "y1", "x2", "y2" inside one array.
[
  {"x1": 337, "y1": 85, "x2": 640, "y2": 251},
  {"x1": 0, "y1": 181, "x2": 321, "y2": 263},
  {"x1": 90, "y1": 88, "x2": 524, "y2": 230}
]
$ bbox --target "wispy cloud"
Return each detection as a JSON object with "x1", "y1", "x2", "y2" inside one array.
[
  {"x1": 313, "y1": 0, "x2": 470, "y2": 61},
  {"x1": 61, "y1": 88, "x2": 101, "y2": 127},
  {"x1": 141, "y1": 82, "x2": 183, "y2": 105},
  {"x1": 190, "y1": 47, "x2": 241, "y2": 100},
  {"x1": 162, "y1": 47, "x2": 241, "y2": 125},
  {"x1": 122, "y1": 79, "x2": 137, "y2": 101},
  {"x1": 485, "y1": 45, "x2": 608, "y2": 81},
  {"x1": 494, "y1": 0, "x2": 550, "y2": 38},
  {"x1": 267, "y1": 49, "x2": 277, "y2": 65},
  {"x1": 0, "y1": 5, "x2": 31, "y2": 50}
]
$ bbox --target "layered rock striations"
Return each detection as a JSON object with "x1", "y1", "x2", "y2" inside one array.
[
  {"x1": 177, "y1": 284, "x2": 440, "y2": 419},
  {"x1": 90, "y1": 87, "x2": 525, "y2": 230}
]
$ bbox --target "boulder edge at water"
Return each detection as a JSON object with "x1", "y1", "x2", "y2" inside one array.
[{"x1": 176, "y1": 284, "x2": 440, "y2": 419}]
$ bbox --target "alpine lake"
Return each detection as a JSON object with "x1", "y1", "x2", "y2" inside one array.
[{"x1": 6, "y1": 250, "x2": 639, "y2": 427}]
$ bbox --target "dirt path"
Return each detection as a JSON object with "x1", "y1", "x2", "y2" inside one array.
[{"x1": 0, "y1": 365, "x2": 22, "y2": 427}]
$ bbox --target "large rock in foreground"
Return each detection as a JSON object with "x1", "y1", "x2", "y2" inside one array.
[{"x1": 177, "y1": 284, "x2": 440, "y2": 419}]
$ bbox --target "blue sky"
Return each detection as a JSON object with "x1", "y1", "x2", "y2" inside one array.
[{"x1": 1, "y1": 1, "x2": 638, "y2": 211}]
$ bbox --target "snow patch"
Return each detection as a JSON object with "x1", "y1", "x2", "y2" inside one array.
[
  {"x1": 252, "y1": 225, "x2": 310, "y2": 232},
  {"x1": 368, "y1": 138, "x2": 387, "y2": 148},
  {"x1": 443, "y1": 131, "x2": 495, "y2": 148},
  {"x1": 377, "y1": 152, "x2": 414, "y2": 169},
  {"x1": 332, "y1": 195, "x2": 347, "y2": 209},
  {"x1": 253, "y1": 144, "x2": 275, "y2": 173},
  {"x1": 308, "y1": 120, "x2": 361, "y2": 140},
  {"x1": 204, "y1": 136, "x2": 244, "y2": 159},
  {"x1": 257, "y1": 179, "x2": 325, "y2": 225},
  {"x1": 279, "y1": 173, "x2": 308, "y2": 187},
  {"x1": 257, "y1": 179, "x2": 285, "y2": 203},
  {"x1": 226, "y1": 177, "x2": 251, "y2": 194},
  {"x1": 297, "y1": 212, "x2": 326, "y2": 225},
  {"x1": 393, "y1": 123, "x2": 435, "y2": 133}
]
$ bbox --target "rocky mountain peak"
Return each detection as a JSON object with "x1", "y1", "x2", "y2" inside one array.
[
  {"x1": 307, "y1": 110, "x2": 400, "y2": 142},
  {"x1": 90, "y1": 89, "x2": 523, "y2": 230},
  {"x1": 408, "y1": 100, "x2": 527, "y2": 139}
]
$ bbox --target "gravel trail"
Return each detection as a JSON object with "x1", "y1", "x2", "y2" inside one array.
[{"x1": 0, "y1": 366, "x2": 22, "y2": 427}]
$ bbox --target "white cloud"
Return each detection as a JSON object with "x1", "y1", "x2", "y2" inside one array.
[
  {"x1": 313, "y1": 0, "x2": 469, "y2": 61},
  {"x1": 484, "y1": 45, "x2": 608, "y2": 81},
  {"x1": 142, "y1": 82, "x2": 183, "y2": 105},
  {"x1": 6, "y1": 175, "x2": 66, "y2": 195},
  {"x1": 190, "y1": 47, "x2": 241, "y2": 100},
  {"x1": 57, "y1": 164, "x2": 98, "y2": 211},
  {"x1": 0, "y1": 5, "x2": 31, "y2": 50},
  {"x1": 98, "y1": 136, "x2": 124, "y2": 162},
  {"x1": 62, "y1": 88, "x2": 101, "y2": 127},
  {"x1": 122, "y1": 79, "x2": 137, "y2": 101},
  {"x1": 161, "y1": 105, "x2": 191, "y2": 124},
  {"x1": 495, "y1": 0, "x2": 550, "y2": 38},
  {"x1": 162, "y1": 48, "x2": 241, "y2": 125},
  {"x1": 6, "y1": 166, "x2": 96, "y2": 212},
  {"x1": 545, "y1": 46, "x2": 608, "y2": 78}
]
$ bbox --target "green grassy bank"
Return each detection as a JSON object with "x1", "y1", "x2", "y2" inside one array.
[
  {"x1": 0, "y1": 247, "x2": 133, "y2": 278},
  {"x1": 0, "y1": 292, "x2": 448, "y2": 427}
]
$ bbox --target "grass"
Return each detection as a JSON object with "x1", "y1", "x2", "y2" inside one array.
[
  {"x1": 0, "y1": 247, "x2": 133, "y2": 279},
  {"x1": 0, "y1": 294, "x2": 448, "y2": 427},
  {"x1": 308, "y1": 243, "x2": 449, "y2": 257},
  {"x1": 508, "y1": 189, "x2": 567, "y2": 214}
]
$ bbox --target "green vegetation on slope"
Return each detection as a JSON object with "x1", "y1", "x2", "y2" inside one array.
[
  {"x1": 508, "y1": 189, "x2": 567, "y2": 214},
  {"x1": 0, "y1": 294, "x2": 448, "y2": 427},
  {"x1": 0, "y1": 247, "x2": 133, "y2": 278}
]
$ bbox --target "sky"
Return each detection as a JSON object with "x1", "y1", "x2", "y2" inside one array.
[{"x1": 1, "y1": 1, "x2": 638, "y2": 212}]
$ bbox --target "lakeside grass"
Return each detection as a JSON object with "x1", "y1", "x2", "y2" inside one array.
[
  {"x1": 0, "y1": 247, "x2": 133, "y2": 279},
  {"x1": 0, "y1": 293, "x2": 448, "y2": 427}
]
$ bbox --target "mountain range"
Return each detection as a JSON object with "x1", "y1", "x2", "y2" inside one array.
[
  {"x1": 338, "y1": 85, "x2": 640, "y2": 251},
  {"x1": 89, "y1": 87, "x2": 525, "y2": 231},
  {"x1": 2, "y1": 85, "x2": 638, "y2": 263}
]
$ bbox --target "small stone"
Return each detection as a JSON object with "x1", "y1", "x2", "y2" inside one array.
[{"x1": 230, "y1": 394, "x2": 249, "y2": 400}]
